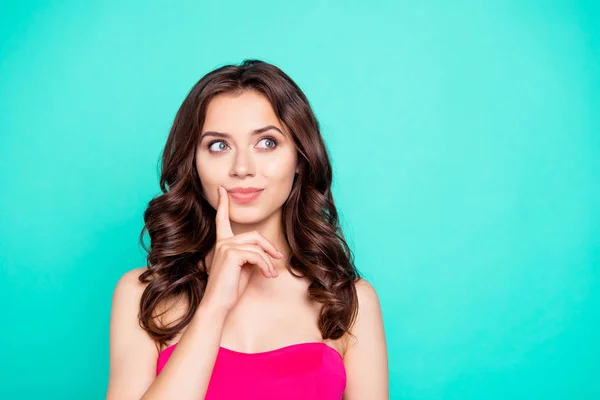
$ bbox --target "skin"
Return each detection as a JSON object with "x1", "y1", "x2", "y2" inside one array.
[
  {"x1": 195, "y1": 89, "x2": 299, "y2": 276},
  {"x1": 107, "y1": 89, "x2": 389, "y2": 399}
]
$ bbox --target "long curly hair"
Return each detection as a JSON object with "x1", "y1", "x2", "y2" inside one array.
[{"x1": 138, "y1": 59, "x2": 362, "y2": 350}]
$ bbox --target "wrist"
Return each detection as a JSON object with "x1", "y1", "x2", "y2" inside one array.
[{"x1": 197, "y1": 299, "x2": 230, "y2": 321}]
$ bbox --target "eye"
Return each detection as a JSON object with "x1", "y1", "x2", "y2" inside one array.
[
  {"x1": 257, "y1": 137, "x2": 278, "y2": 149},
  {"x1": 207, "y1": 140, "x2": 229, "y2": 153}
]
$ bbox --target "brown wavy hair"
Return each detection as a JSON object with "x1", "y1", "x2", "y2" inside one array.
[{"x1": 137, "y1": 59, "x2": 362, "y2": 350}]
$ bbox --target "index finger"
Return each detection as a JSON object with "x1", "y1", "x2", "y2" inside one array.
[{"x1": 216, "y1": 186, "x2": 234, "y2": 240}]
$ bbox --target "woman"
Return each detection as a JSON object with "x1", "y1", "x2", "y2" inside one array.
[{"x1": 107, "y1": 59, "x2": 389, "y2": 399}]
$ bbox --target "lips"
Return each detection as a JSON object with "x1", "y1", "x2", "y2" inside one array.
[
  {"x1": 227, "y1": 188, "x2": 264, "y2": 204},
  {"x1": 228, "y1": 187, "x2": 263, "y2": 194}
]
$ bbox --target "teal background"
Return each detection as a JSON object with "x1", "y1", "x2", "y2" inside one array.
[{"x1": 1, "y1": 0, "x2": 598, "y2": 398}]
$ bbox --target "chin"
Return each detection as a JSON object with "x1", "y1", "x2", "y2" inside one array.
[{"x1": 228, "y1": 206, "x2": 267, "y2": 224}]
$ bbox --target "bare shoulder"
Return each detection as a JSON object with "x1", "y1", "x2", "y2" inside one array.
[
  {"x1": 342, "y1": 277, "x2": 389, "y2": 399},
  {"x1": 109, "y1": 266, "x2": 155, "y2": 346},
  {"x1": 354, "y1": 278, "x2": 381, "y2": 309},
  {"x1": 107, "y1": 266, "x2": 158, "y2": 399},
  {"x1": 110, "y1": 266, "x2": 150, "y2": 336},
  {"x1": 110, "y1": 267, "x2": 156, "y2": 325},
  {"x1": 343, "y1": 278, "x2": 383, "y2": 343},
  {"x1": 111, "y1": 266, "x2": 188, "y2": 338},
  {"x1": 113, "y1": 266, "x2": 149, "y2": 299}
]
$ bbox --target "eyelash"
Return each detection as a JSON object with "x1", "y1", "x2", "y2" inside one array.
[{"x1": 206, "y1": 136, "x2": 279, "y2": 153}]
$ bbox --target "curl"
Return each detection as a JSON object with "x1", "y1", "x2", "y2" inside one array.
[{"x1": 137, "y1": 59, "x2": 362, "y2": 350}]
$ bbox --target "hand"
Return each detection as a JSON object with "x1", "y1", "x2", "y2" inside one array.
[{"x1": 201, "y1": 186, "x2": 283, "y2": 315}]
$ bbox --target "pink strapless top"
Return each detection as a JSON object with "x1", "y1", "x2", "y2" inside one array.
[{"x1": 156, "y1": 341, "x2": 346, "y2": 399}]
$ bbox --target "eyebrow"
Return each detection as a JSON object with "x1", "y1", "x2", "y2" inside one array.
[{"x1": 200, "y1": 125, "x2": 285, "y2": 141}]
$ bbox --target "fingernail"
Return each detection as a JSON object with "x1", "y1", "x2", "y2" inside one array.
[{"x1": 277, "y1": 251, "x2": 284, "y2": 258}]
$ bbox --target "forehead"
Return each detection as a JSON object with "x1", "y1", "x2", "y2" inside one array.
[{"x1": 202, "y1": 90, "x2": 282, "y2": 133}]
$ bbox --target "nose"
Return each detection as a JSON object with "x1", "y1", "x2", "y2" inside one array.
[{"x1": 229, "y1": 147, "x2": 255, "y2": 177}]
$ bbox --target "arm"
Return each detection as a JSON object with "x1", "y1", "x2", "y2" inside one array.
[
  {"x1": 107, "y1": 186, "x2": 279, "y2": 398},
  {"x1": 106, "y1": 268, "x2": 227, "y2": 400},
  {"x1": 343, "y1": 278, "x2": 389, "y2": 400}
]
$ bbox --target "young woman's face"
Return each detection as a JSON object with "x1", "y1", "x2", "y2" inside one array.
[{"x1": 195, "y1": 90, "x2": 299, "y2": 224}]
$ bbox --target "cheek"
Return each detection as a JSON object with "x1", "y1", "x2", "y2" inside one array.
[
  {"x1": 262, "y1": 152, "x2": 297, "y2": 179},
  {"x1": 195, "y1": 160, "x2": 220, "y2": 207},
  {"x1": 261, "y1": 157, "x2": 297, "y2": 203}
]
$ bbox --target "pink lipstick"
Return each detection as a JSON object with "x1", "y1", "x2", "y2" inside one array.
[{"x1": 227, "y1": 187, "x2": 264, "y2": 204}]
